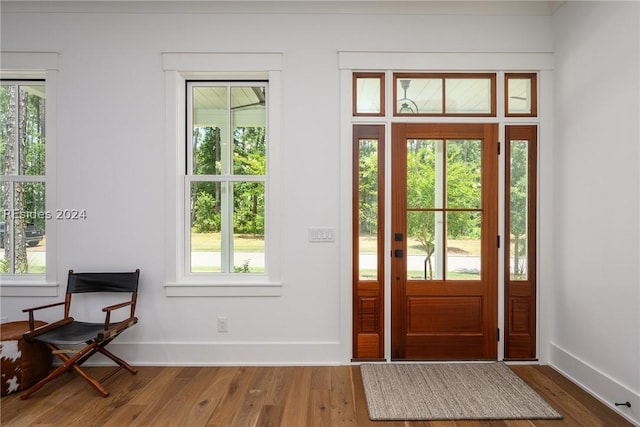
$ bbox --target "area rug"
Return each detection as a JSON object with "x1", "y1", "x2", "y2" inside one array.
[{"x1": 360, "y1": 362, "x2": 563, "y2": 420}]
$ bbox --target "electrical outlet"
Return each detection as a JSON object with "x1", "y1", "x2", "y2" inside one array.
[{"x1": 217, "y1": 317, "x2": 228, "y2": 333}]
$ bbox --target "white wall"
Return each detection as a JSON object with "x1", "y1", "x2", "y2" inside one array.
[
  {"x1": 0, "y1": 2, "x2": 640, "y2": 406},
  {"x1": 4, "y1": 2, "x2": 638, "y2": 420},
  {"x1": 552, "y1": 1, "x2": 640, "y2": 423},
  {"x1": 0, "y1": 3, "x2": 555, "y2": 366}
]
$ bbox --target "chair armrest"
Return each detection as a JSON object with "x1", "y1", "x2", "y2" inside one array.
[
  {"x1": 23, "y1": 317, "x2": 74, "y2": 341},
  {"x1": 23, "y1": 301, "x2": 65, "y2": 313},
  {"x1": 102, "y1": 301, "x2": 134, "y2": 329},
  {"x1": 102, "y1": 301, "x2": 133, "y2": 313},
  {"x1": 22, "y1": 301, "x2": 65, "y2": 331},
  {"x1": 98, "y1": 317, "x2": 138, "y2": 341}
]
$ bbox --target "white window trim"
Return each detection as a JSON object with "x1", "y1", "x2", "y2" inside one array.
[
  {"x1": 0, "y1": 52, "x2": 59, "y2": 297},
  {"x1": 162, "y1": 52, "x2": 283, "y2": 297}
]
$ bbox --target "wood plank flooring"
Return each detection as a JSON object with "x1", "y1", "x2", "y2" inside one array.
[{"x1": 1, "y1": 365, "x2": 632, "y2": 426}]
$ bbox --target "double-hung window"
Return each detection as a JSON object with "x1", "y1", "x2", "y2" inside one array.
[
  {"x1": 186, "y1": 82, "x2": 267, "y2": 274},
  {"x1": 0, "y1": 80, "x2": 46, "y2": 275},
  {"x1": 0, "y1": 52, "x2": 58, "y2": 296},
  {"x1": 163, "y1": 52, "x2": 282, "y2": 297}
]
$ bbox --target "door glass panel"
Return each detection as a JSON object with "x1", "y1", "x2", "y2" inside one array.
[
  {"x1": 406, "y1": 138, "x2": 484, "y2": 281},
  {"x1": 446, "y1": 139, "x2": 482, "y2": 209},
  {"x1": 447, "y1": 211, "x2": 481, "y2": 280},
  {"x1": 407, "y1": 210, "x2": 443, "y2": 280},
  {"x1": 407, "y1": 139, "x2": 443, "y2": 209},
  {"x1": 445, "y1": 78, "x2": 492, "y2": 114},
  {"x1": 509, "y1": 139, "x2": 529, "y2": 280},
  {"x1": 396, "y1": 78, "x2": 442, "y2": 114},
  {"x1": 359, "y1": 139, "x2": 378, "y2": 279}
]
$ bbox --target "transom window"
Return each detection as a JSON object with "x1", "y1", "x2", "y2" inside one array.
[
  {"x1": 186, "y1": 82, "x2": 267, "y2": 274},
  {"x1": 353, "y1": 72, "x2": 385, "y2": 116},
  {"x1": 394, "y1": 73, "x2": 496, "y2": 116},
  {"x1": 505, "y1": 73, "x2": 537, "y2": 117}
]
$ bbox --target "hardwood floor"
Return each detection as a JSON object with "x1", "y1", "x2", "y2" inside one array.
[{"x1": 1, "y1": 365, "x2": 632, "y2": 426}]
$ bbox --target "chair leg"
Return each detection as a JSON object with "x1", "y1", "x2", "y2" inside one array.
[
  {"x1": 20, "y1": 338, "x2": 137, "y2": 399},
  {"x1": 98, "y1": 346, "x2": 138, "y2": 375},
  {"x1": 70, "y1": 363, "x2": 109, "y2": 397},
  {"x1": 21, "y1": 342, "x2": 109, "y2": 399},
  {"x1": 21, "y1": 358, "x2": 72, "y2": 400}
]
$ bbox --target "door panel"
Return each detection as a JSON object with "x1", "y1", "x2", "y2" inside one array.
[{"x1": 391, "y1": 123, "x2": 498, "y2": 360}]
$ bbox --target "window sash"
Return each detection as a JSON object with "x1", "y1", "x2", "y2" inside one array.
[{"x1": 184, "y1": 175, "x2": 267, "y2": 274}]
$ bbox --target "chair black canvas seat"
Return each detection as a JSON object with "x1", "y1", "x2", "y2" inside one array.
[{"x1": 34, "y1": 321, "x2": 113, "y2": 346}]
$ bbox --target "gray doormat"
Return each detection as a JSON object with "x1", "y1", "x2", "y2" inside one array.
[{"x1": 360, "y1": 362, "x2": 563, "y2": 420}]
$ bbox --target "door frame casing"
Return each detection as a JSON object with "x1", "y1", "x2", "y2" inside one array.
[{"x1": 338, "y1": 51, "x2": 554, "y2": 364}]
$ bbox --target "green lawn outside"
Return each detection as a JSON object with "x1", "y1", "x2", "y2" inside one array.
[
  {"x1": 191, "y1": 232, "x2": 264, "y2": 252},
  {"x1": 359, "y1": 235, "x2": 480, "y2": 255}
]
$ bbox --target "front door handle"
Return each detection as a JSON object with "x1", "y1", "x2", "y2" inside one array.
[{"x1": 394, "y1": 249, "x2": 404, "y2": 258}]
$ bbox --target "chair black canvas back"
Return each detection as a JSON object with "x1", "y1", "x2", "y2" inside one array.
[{"x1": 67, "y1": 271, "x2": 140, "y2": 294}]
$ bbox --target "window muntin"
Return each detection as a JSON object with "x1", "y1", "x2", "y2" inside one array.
[
  {"x1": 394, "y1": 73, "x2": 496, "y2": 116},
  {"x1": 0, "y1": 81, "x2": 46, "y2": 275},
  {"x1": 187, "y1": 81, "x2": 267, "y2": 275}
]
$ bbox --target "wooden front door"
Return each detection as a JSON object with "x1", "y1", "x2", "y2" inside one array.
[{"x1": 391, "y1": 123, "x2": 498, "y2": 360}]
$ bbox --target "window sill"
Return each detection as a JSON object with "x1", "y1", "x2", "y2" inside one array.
[
  {"x1": 0, "y1": 279, "x2": 59, "y2": 297},
  {"x1": 164, "y1": 281, "x2": 283, "y2": 297}
]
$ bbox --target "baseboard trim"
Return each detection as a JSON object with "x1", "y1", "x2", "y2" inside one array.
[
  {"x1": 84, "y1": 341, "x2": 342, "y2": 366},
  {"x1": 549, "y1": 342, "x2": 639, "y2": 426}
]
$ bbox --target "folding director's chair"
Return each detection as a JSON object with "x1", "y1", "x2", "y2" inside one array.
[{"x1": 21, "y1": 269, "x2": 140, "y2": 399}]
